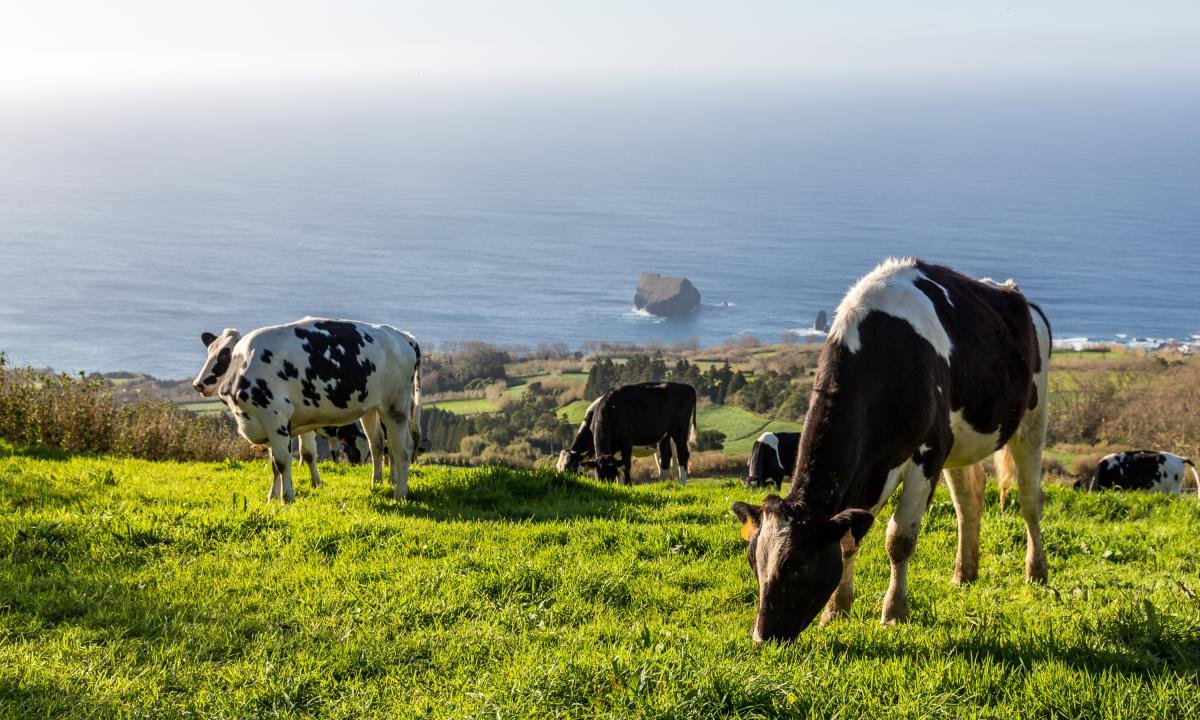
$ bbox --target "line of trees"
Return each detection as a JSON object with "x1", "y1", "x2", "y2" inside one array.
[{"x1": 582, "y1": 353, "x2": 813, "y2": 421}]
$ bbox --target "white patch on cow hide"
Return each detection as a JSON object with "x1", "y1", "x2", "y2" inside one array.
[
  {"x1": 755, "y1": 510, "x2": 791, "y2": 585},
  {"x1": 874, "y1": 463, "x2": 908, "y2": 512},
  {"x1": 756, "y1": 432, "x2": 784, "y2": 469},
  {"x1": 829, "y1": 257, "x2": 953, "y2": 361},
  {"x1": 1154, "y1": 454, "x2": 1189, "y2": 494},
  {"x1": 944, "y1": 410, "x2": 1001, "y2": 468}
]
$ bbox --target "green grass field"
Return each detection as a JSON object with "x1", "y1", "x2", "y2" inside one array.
[
  {"x1": 3, "y1": 442, "x2": 1197, "y2": 718},
  {"x1": 559, "y1": 399, "x2": 592, "y2": 425},
  {"x1": 178, "y1": 399, "x2": 227, "y2": 416},
  {"x1": 425, "y1": 397, "x2": 499, "y2": 415},
  {"x1": 696, "y1": 405, "x2": 803, "y2": 456}
]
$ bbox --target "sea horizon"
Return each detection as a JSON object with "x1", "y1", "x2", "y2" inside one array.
[{"x1": 2, "y1": 80, "x2": 1198, "y2": 378}]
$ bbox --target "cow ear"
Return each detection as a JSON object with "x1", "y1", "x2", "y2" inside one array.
[
  {"x1": 731, "y1": 501, "x2": 762, "y2": 542},
  {"x1": 202, "y1": 331, "x2": 218, "y2": 348},
  {"x1": 824, "y1": 508, "x2": 874, "y2": 542}
]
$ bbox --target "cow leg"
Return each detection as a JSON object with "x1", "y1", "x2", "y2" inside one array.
[
  {"x1": 821, "y1": 529, "x2": 864, "y2": 624},
  {"x1": 995, "y1": 448, "x2": 1015, "y2": 512},
  {"x1": 361, "y1": 410, "x2": 385, "y2": 485},
  {"x1": 656, "y1": 437, "x2": 673, "y2": 482},
  {"x1": 268, "y1": 458, "x2": 284, "y2": 501},
  {"x1": 674, "y1": 432, "x2": 690, "y2": 485},
  {"x1": 267, "y1": 429, "x2": 295, "y2": 503},
  {"x1": 881, "y1": 462, "x2": 935, "y2": 625},
  {"x1": 943, "y1": 463, "x2": 986, "y2": 584},
  {"x1": 1005, "y1": 431, "x2": 1049, "y2": 583},
  {"x1": 298, "y1": 431, "x2": 322, "y2": 488},
  {"x1": 622, "y1": 447, "x2": 634, "y2": 486},
  {"x1": 382, "y1": 403, "x2": 414, "y2": 501}
]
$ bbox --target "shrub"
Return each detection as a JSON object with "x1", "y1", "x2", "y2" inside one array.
[
  {"x1": 694, "y1": 428, "x2": 726, "y2": 452},
  {"x1": 459, "y1": 435, "x2": 488, "y2": 456},
  {"x1": 0, "y1": 353, "x2": 251, "y2": 461}
]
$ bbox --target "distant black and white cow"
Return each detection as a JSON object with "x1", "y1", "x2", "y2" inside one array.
[
  {"x1": 556, "y1": 394, "x2": 680, "y2": 480},
  {"x1": 1083, "y1": 450, "x2": 1198, "y2": 496},
  {"x1": 745, "y1": 432, "x2": 802, "y2": 490},
  {"x1": 192, "y1": 317, "x2": 421, "y2": 502},
  {"x1": 565, "y1": 381, "x2": 697, "y2": 485},
  {"x1": 731, "y1": 258, "x2": 1051, "y2": 642},
  {"x1": 317, "y1": 423, "x2": 372, "y2": 464}
]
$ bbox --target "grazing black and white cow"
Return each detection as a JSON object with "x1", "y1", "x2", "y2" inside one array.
[
  {"x1": 745, "y1": 432, "x2": 802, "y2": 490},
  {"x1": 317, "y1": 423, "x2": 372, "y2": 464},
  {"x1": 192, "y1": 317, "x2": 421, "y2": 502},
  {"x1": 556, "y1": 395, "x2": 679, "y2": 480},
  {"x1": 1083, "y1": 450, "x2": 1198, "y2": 496},
  {"x1": 569, "y1": 381, "x2": 697, "y2": 485},
  {"x1": 731, "y1": 258, "x2": 1051, "y2": 642}
]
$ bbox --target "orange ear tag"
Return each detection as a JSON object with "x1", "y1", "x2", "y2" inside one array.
[{"x1": 740, "y1": 518, "x2": 757, "y2": 541}]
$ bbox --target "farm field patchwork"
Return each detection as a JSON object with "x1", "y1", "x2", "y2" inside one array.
[{"x1": 2, "y1": 443, "x2": 1198, "y2": 718}]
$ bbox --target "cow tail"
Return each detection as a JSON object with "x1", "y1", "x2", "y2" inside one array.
[
  {"x1": 1185, "y1": 459, "x2": 1199, "y2": 495},
  {"x1": 410, "y1": 344, "x2": 423, "y2": 454},
  {"x1": 689, "y1": 387, "x2": 698, "y2": 447}
]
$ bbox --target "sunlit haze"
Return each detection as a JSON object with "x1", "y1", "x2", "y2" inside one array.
[{"x1": 2, "y1": 1, "x2": 1199, "y2": 98}]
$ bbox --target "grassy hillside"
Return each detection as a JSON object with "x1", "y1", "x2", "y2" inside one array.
[{"x1": 2, "y1": 444, "x2": 1198, "y2": 718}]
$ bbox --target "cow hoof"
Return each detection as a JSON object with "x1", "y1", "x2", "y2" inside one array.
[
  {"x1": 881, "y1": 598, "x2": 909, "y2": 625},
  {"x1": 820, "y1": 607, "x2": 848, "y2": 626},
  {"x1": 952, "y1": 566, "x2": 978, "y2": 585},
  {"x1": 1026, "y1": 562, "x2": 1048, "y2": 584},
  {"x1": 881, "y1": 611, "x2": 908, "y2": 626}
]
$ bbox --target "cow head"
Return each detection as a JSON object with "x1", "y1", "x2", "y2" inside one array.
[
  {"x1": 732, "y1": 497, "x2": 873, "y2": 643},
  {"x1": 582, "y1": 455, "x2": 621, "y2": 482},
  {"x1": 745, "y1": 438, "x2": 785, "y2": 489},
  {"x1": 193, "y1": 329, "x2": 242, "y2": 396},
  {"x1": 339, "y1": 431, "x2": 371, "y2": 465},
  {"x1": 557, "y1": 449, "x2": 585, "y2": 473}
]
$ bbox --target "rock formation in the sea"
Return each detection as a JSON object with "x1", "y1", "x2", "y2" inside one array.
[
  {"x1": 814, "y1": 310, "x2": 829, "y2": 332},
  {"x1": 634, "y1": 273, "x2": 701, "y2": 318}
]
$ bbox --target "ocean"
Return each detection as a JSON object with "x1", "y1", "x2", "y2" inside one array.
[{"x1": 1, "y1": 79, "x2": 1198, "y2": 378}]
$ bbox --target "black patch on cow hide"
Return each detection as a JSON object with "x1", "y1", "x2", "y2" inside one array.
[
  {"x1": 250, "y1": 378, "x2": 274, "y2": 408},
  {"x1": 260, "y1": 349, "x2": 273, "y2": 364},
  {"x1": 211, "y1": 347, "x2": 232, "y2": 379},
  {"x1": 236, "y1": 375, "x2": 251, "y2": 402},
  {"x1": 293, "y1": 321, "x2": 377, "y2": 409},
  {"x1": 277, "y1": 360, "x2": 300, "y2": 382}
]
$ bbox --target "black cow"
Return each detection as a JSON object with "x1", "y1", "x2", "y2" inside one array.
[
  {"x1": 731, "y1": 258, "x2": 1051, "y2": 642},
  {"x1": 556, "y1": 395, "x2": 678, "y2": 479},
  {"x1": 1083, "y1": 450, "x2": 1198, "y2": 496},
  {"x1": 745, "y1": 432, "x2": 802, "y2": 490},
  {"x1": 574, "y1": 382, "x2": 697, "y2": 485}
]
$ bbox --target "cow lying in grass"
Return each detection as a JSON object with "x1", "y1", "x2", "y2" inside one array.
[
  {"x1": 192, "y1": 317, "x2": 421, "y2": 502},
  {"x1": 1081, "y1": 450, "x2": 1199, "y2": 497},
  {"x1": 732, "y1": 258, "x2": 1051, "y2": 642}
]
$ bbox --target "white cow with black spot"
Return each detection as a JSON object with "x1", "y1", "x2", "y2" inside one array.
[{"x1": 192, "y1": 317, "x2": 421, "y2": 503}]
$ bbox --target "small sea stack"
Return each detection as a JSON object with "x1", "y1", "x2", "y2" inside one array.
[
  {"x1": 814, "y1": 310, "x2": 829, "y2": 332},
  {"x1": 634, "y1": 273, "x2": 701, "y2": 317}
]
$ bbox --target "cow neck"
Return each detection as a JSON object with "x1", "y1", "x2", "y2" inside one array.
[{"x1": 787, "y1": 357, "x2": 866, "y2": 520}]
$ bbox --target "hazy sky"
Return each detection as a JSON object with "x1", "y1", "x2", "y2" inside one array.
[{"x1": 2, "y1": 1, "x2": 1198, "y2": 95}]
